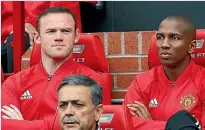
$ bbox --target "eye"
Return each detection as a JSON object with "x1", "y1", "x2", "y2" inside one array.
[
  {"x1": 173, "y1": 35, "x2": 180, "y2": 40},
  {"x1": 63, "y1": 30, "x2": 70, "y2": 33},
  {"x1": 172, "y1": 34, "x2": 181, "y2": 40},
  {"x1": 74, "y1": 103, "x2": 84, "y2": 108},
  {"x1": 156, "y1": 35, "x2": 163, "y2": 40},
  {"x1": 59, "y1": 103, "x2": 67, "y2": 110},
  {"x1": 61, "y1": 29, "x2": 71, "y2": 34}
]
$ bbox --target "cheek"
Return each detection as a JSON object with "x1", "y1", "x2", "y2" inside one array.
[
  {"x1": 156, "y1": 41, "x2": 162, "y2": 48},
  {"x1": 171, "y1": 45, "x2": 188, "y2": 60},
  {"x1": 173, "y1": 44, "x2": 188, "y2": 53},
  {"x1": 75, "y1": 110, "x2": 87, "y2": 119},
  {"x1": 65, "y1": 41, "x2": 74, "y2": 48},
  {"x1": 40, "y1": 37, "x2": 53, "y2": 48},
  {"x1": 76, "y1": 109, "x2": 95, "y2": 123},
  {"x1": 41, "y1": 34, "x2": 53, "y2": 41},
  {"x1": 64, "y1": 34, "x2": 76, "y2": 41},
  {"x1": 156, "y1": 44, "x2": 160, "y2": 51},
  {"x1": 58, "y1": 111, "x2": 65, "y2": 124}
]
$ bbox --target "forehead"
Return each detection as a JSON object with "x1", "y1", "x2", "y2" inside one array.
[
  {"x1": 58, "y1": 85, "x2": 92, "y2": 102},
  {"x1": 158, "y1": 20, "x2": 186, "y2": 35},
  {"x1": 39, "y1": 13, "x2": 75, "y2": 28}
]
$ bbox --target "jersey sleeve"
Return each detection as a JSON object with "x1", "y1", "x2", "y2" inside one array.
[
  {"x1": 1, "y1": 74, "x2": 60, "y2": 130},
  {"x1": 2, "y1": 113, "x2": 60, "y2": 130},
  {"x1": 1, "y1": 76, "x2": 47, "y2": 130},
  {"x1": 1, "y1": 76, "x2": 21, "y2": 110},
  {"x1": 123, "y1": 76, "x2": 166, "y2": 130},
  {"x1": 2, "y1": 119, "x2": 47, "y2": 130}
]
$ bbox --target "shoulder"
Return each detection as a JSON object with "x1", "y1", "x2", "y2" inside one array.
[
  {"x1": 1, "y1": 65, "x2": 40, "y2": 93},
  {"x1": 3, "y1": 64, "x2": 39, "y2": 85},
  {"x1": 133, "y1": 65, "x2": 161, "y2": 91},
  {"x1": 191, "y1": 63, "x2": 205, "y2": 84},
  {"x1": 73, "y1": 62, "x2": 105, "y2": 85}
]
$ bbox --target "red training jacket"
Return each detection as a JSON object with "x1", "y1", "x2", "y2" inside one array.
[
  {"x1": 123, "y1": 60, "x2": 205, "y2": 130},
  {"x1": 2, "y1": 57, "x2": 106, "y2": 130}
]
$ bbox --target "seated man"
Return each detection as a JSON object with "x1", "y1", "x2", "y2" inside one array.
[
  {"x1": 57, "y1": 74, "x2": 103, "y2": 130},
  {"x1": 1, "y1": 1, "x2": 84, "y2": 73},
  {"x1": 123, "y1": 15, "x2": 205, "y2": 130},
  {"x1": 1, "y1": 6, "x2": 105, "y2": 130}
]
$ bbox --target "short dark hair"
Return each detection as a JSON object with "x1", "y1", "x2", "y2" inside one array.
[
  {"x1": 37, "y1": 6, "x2": 77, "y2": 32},
  {"x1": 57, "y1": 74, "x2": 103, "y2": 106}
]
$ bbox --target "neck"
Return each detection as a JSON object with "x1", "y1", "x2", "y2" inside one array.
[
  {"x1": 163, "y1": 57, "x2": 191, "y2": 81},
  {"x1": 89, "y1": 122, "x2": 97, "y2": 130},
  {"x1": 41, "y1": 54, "x2": 71, "y2": 75}
]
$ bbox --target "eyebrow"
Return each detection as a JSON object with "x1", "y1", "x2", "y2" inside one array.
[
  {"x1": 59, "y1": 100, "x2": 82, "y2": 104},
  {"x1": 156, "y1": 32, "x2": 182, "y2": 36},
  {"x1": 45, "y1": 27, "x2": 72, "y2": 31}
]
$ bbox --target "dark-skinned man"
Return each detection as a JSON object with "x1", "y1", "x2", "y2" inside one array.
[{"x1": 123, "y1": 15, "x2": 205, "y2": 130}]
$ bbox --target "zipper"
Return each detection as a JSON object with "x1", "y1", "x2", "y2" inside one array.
[
  {"x1": 36, "y1": 74, "x2": 53, "y2": 118},
  {"x1": 170, "y1": 82, "x2": 175, "y2": 87},
  {"x1": 48, "y1": 74, "x2": 53, "y2": 81},
  {"x1": 163, "y1": 82, "x2": 174, "y2": 120}
]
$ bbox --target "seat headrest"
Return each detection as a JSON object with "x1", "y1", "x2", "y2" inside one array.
[
  {"x1": 99, "y1": 105, "x2": 134, "y2": 130},
  {"x1": 30, "y1": 34, "x2": 109, "y2": 73},
  {"x1": 148, "y1": 29, "x2": 205, "y2": 69}
]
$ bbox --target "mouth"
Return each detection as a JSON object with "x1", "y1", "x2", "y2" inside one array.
[
  {"x1": 160, "y1": 52, "x2": 171, "y2": 59},
  {"x1": 52, "y1": 44, "x2": 65, "y2": 47},
  {"x1": 63, "y1": 121, "x2": 79, "y2": 127}
]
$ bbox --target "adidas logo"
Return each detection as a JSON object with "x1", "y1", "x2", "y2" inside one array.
[
  {"x1": 20, "y1": 90, "x2": 32, "y2": 100},
  {"x1": 196, "y1": 39, "x2": 204, "y2": 49},
  {"x1": 149, "y1": 98, "x2": 158, "y2": 107}
]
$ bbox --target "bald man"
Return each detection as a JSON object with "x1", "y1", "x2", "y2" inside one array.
[{"x1": 123, "y1": 15, "x2": 205, "y2": 130}]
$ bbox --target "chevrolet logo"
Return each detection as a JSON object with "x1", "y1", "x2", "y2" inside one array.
[{"x1": 196, "y1": 39, "x2": 204, "y2": 49}]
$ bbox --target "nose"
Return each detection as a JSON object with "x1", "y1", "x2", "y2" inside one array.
[
  {"x1": 65, "y1": 104, "x2": 74, "y2": 115},
  {"x1": 54, "y1": 31, "x2": 63, "y2": 42},
  {"x1": 161, "y1": 37, "x2": 170, "y2": 49}
]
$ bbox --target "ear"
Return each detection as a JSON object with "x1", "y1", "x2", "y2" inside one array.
[
  {"x1": 74, "y1": 28, "x2": 80, "y2": 43},
  {"x1": 94, "y1": 104, "x2": 103, "y2": 121},
  {"x1": 188, "y1": 40, "x2": 196, "y2": 54},
  {"x1": 34, "y1": 31, "x2": 41, "y2": 44}
]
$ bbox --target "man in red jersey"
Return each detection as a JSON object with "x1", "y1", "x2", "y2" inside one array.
[
  {"x1": 123, "y1": 15, "x2": 205, "y2": 130},
  {"x1": 1, "y1": 1, "x2": 84, "y2": 73},
  {"x1": 1, "y1": 6, "x2": 105, "y2": 130}
]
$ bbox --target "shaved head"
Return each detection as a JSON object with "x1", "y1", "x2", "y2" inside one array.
[
  {"x1": 158, "y1": 15, "x2": 196, "y2": 40},
  {"x1": 156, "y1": 15, "x2": 197, "y2": 70}
]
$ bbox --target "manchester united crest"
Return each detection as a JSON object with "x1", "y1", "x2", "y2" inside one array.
[{"x1": 180, "y1": 93, "x2": 196, "y2": 110}]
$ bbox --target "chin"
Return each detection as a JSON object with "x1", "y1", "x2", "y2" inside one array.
[
  {"x1": 161, "y1": 61, "x2": 178, "y2": 68},
  {"x1": 160, "y1": 59, "x2": 172, "y2": 66},
  {"x1": 51, "y1": 54, "x2": 70, "y2": 60},
  {"x1": 63, "y1": 126, "x2": 80, "y2": 130}
]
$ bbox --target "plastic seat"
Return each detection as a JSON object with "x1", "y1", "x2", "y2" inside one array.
[{"x1": 100, "y1": 105, "x2": 134, "y2": 130}]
